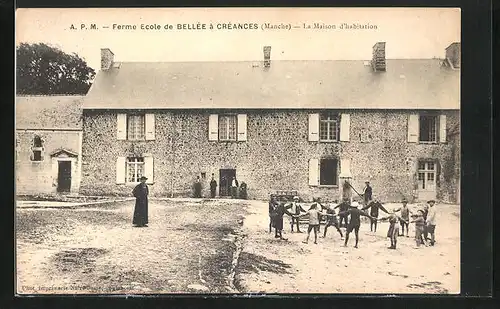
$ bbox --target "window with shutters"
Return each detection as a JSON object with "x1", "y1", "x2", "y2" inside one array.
[
  {"x1": 218, "y1": 115, "x2": 237, "y2": 141},
  {"x1": 419, "y1": 115, "x2": 439, "y2": 143},
  {"x1": 30, "y1": 135, "x2": 43, "y2": 162},
  {"x1": 126, "y1": 157, "x2": 145, "y2": 183},
  {"x1": 319, "y1": 158, "x2": 338, "y2": 186},
  {"x1": 319, "y1": 113, "x2": 340, "y2": 141},
  {"x1": 127, "y1": 114, "x2": 145, "y2": 140}
]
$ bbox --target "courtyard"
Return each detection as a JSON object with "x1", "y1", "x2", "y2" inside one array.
[{"x1": 16, "y1": 198, "x2": 460, "y2": 294}]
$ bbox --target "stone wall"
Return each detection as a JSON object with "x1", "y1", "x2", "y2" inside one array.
[
  {"x1": 16, "y1": 130, "x2": 82, "y2": 195},
  {"x1": 80, "y1": 109, "x2": 459, "y2": 203}
]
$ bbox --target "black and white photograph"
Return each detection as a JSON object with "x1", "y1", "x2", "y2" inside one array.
[{"x1": 15, "y1": 7, "x2": 460, "y2": 294}]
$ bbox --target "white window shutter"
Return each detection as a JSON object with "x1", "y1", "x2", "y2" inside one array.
[
  {"x1": 208, "y1": 114, "x2": 219, "y2": 141},
  {"x1": 407, "y1": 114, "x2": 419, "y2": 143},
  {"x1": 439, "y1": 115, "x2": 447, "y2": 143},
  {"x1": 144, "y1": 156, "x2": 154, "y2": 184},
  {"x1": 308, "y1": 114, "x2": 319, "y2": 141},
  {"x1": 237, "y1": 114, "x2": 247, "y2": 141},
  {"x1": 339, "y1": 158, "x2": 352, "y2": 178},
  {"x1": 116, "y1": 157, "x2": 126, "y2": 184},
  {"x1": 117, "y1": 114, "x2": 127, "y2": 140},
  {"x1": 339, "y1": 114, "x2": 351, "y2": 142},
  {"x1": 145, "y1": 113, "x2": 156, "y2": 140},
  {"x1": 308, "y1": 158, "x2": 319, "y2": 186}
]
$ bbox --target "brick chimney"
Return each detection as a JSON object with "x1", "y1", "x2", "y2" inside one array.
[
  {"x1": 445, "y1": 42, "x2": 460, "y2": 69},
  {"x1": 263, "y1": 46, "x2": 271, "y2": 68},
  {"x1": 372, "y1": 42, "x2": 386, "y2": 72},
  {"x1": 101, "y1": 48, "x2": 114, "y2": 70}
]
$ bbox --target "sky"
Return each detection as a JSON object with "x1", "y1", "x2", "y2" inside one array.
[{"x1": 16, "y1": 8, "x2": 461, "y2": 71}]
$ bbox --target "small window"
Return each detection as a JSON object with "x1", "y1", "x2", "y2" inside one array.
[
  {"x1": 320, "y1": 158, "x2": 338, "y2": 186},
  {"x1": 419, "y1": 115, "x2": 438, "y2": 142},
  {"x1": 219, "y1": 115, "x2": 237, "y2": 141},
  {"x1": 127, "y1": 114, "x2": 145, "y2": 140},
  {"x1": 31, "y1": 135, "x2": 43, "y2": 162},
  {"x1": 201, "y1": 172, "x2": 207, "y2": 179},
  {"x1": 319, "y1": 113, "x2": 340, "y2": 141},
  {"x1": 126, "y1": 157, "x2": 145, "y2": 183}
]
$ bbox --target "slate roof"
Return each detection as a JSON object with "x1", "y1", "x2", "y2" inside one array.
[
  {"x1": 16, "y1": 95, "x2": 84, "y2": 129},
  {"x1": 83, "y1": 59, "x2": 460, "y2": 110}
]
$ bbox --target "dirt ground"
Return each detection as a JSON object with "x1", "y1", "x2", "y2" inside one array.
[
  {"x1": 235, "y1": 201, "x2": 460, "y2": 294},
  {"x1": 16, "y1": 198, "x2": 460, "y2": 295},
  {"x1": 16, "y1": 198, "x2": 248, "y2": 294}
]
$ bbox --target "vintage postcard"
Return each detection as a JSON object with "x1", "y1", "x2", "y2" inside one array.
[{"x1": 15, "y1": 7, "x2": 461, "y2": 294}]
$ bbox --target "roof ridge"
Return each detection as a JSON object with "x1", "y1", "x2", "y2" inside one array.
[{"x1": 109, "y1": 58, "x2": 444, "y2": 64}]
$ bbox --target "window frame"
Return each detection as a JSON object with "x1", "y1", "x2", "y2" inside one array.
[
  {"x1": 30, "y1": 135, "x2": 44, "y2": 162},
  {"x1": 218, "y1": 114, "x2": 238, "y2": 142},
  {"x1": 127, "y1": 113, "x2": 146, "y2": 141},
  {"x1": 319, "y1": 112, "x2": 340, "y2": 142},
  {"x1": 319, "y1": 157, "x2": 339, "y2": 187},
  {"x1": 126, "y1": 157, "x2": 145, "y2": 183},
  {"x1": 418, "y1": 114, "x2": 439, "y2": 144}
]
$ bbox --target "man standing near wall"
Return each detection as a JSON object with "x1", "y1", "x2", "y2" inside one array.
[
  {"x1": 210, "y1": 174, "x2": 217, "y2": 198},
  {"x1": 362, "y1": 181, "x2": 373, "y2": 205},
  {"x1": 194, "y1": 176, "x2": 202, "y2": 198},
  {"x1": 231, "y1": 176, "x2": 239, "y2": 199}
]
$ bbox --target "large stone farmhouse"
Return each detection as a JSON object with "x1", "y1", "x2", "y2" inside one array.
[
  {"x1": 79, "y1": 42, "x2": 460, "y2": 203},
  {"x1": 15, "y1": 95, "x2": 84, "y2": 195}
]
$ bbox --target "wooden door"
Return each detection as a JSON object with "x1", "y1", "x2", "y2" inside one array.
[
  {"x1": 219, "y1": 169, "x2": 236, "y2": 197},
  {"x1": 57, "y1": 161, "x2": 72, "y2": 193},
  {"x1": 417, "y1": 161, "x2": 437, "y2": 201}
]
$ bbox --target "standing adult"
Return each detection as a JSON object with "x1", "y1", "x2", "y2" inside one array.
[
  {"x1": 268, "y1": 195, "x2": 278, "y2": 233},
  {"x1": 361, "y1": 196, "x2": 389, "y2": 232},
  {"x1": 210, "y1": 174, "x2": 218, "y2": 198},
  {"x1": 422, "y1": 203, "x2": 430, "y2": 242},
  {"x1": 273, "y1": 201, "x2": 293, "y2": 240},
  {"x1": 193, "y1": 176, "x2": 202, "y2": 198},
  {"x1": 132, "y1": 176, "x2": 149, "y2": 227},
  {"x1": 362, "y1": 181, "x2": 373, "y2": 205},
  {"x1": 426, "y1": 200, "x2": 437, "y2": 246},
  {"x1": 231, "y1": 176, "x2": 239, "y2": 199}
]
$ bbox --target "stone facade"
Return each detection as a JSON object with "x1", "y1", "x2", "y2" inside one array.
[
  {"x1": 16, "y1": 130, "x2": 83, "y2": 195},
  {"x1": 15, "y1": 95, "x2": 84, "y2": 196},
  {"x1": 80, "y1": 109, "x2": 460, "y2": 203}
]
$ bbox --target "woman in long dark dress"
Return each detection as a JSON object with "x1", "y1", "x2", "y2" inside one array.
[
  {"x1": 132, "y1": 176, "x2": 149, "y2": 227},
  {"x1": 274, "y1": 201, "x2": 293, "y2": 240}
]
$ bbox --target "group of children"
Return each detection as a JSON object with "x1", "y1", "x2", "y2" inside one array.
[{"x1": 268, "y1": 195, "x2": 438, "y2": 250}]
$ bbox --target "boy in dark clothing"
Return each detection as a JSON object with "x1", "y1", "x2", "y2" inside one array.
[
  {"x1": 335, "y1": 198, "x2": 351, "y2": 228},
  {"x1": 320, "y1": 203, "x2": 344, "y2": 239},
  {"x1": 339, "y1": 202, "x2": 375, "y2": 248},
  {"x1": 361, "y1": 197, "x2": 389, "y2": 232},
  {"x1": 411, "y1": 210, "x2": 427, "y2": 248}
]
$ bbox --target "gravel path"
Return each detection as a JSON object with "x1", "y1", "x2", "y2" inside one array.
[
  {"x1": 16, "y1": 198, "x2": 249, "y2": 294},
  {"x1": 235, "y1": 202, "x2": 460, "y2": 294}
]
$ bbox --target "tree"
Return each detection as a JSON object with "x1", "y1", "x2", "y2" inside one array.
[{"x1": 16, "y1": 43, "x2": 96, "y2": 95}]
